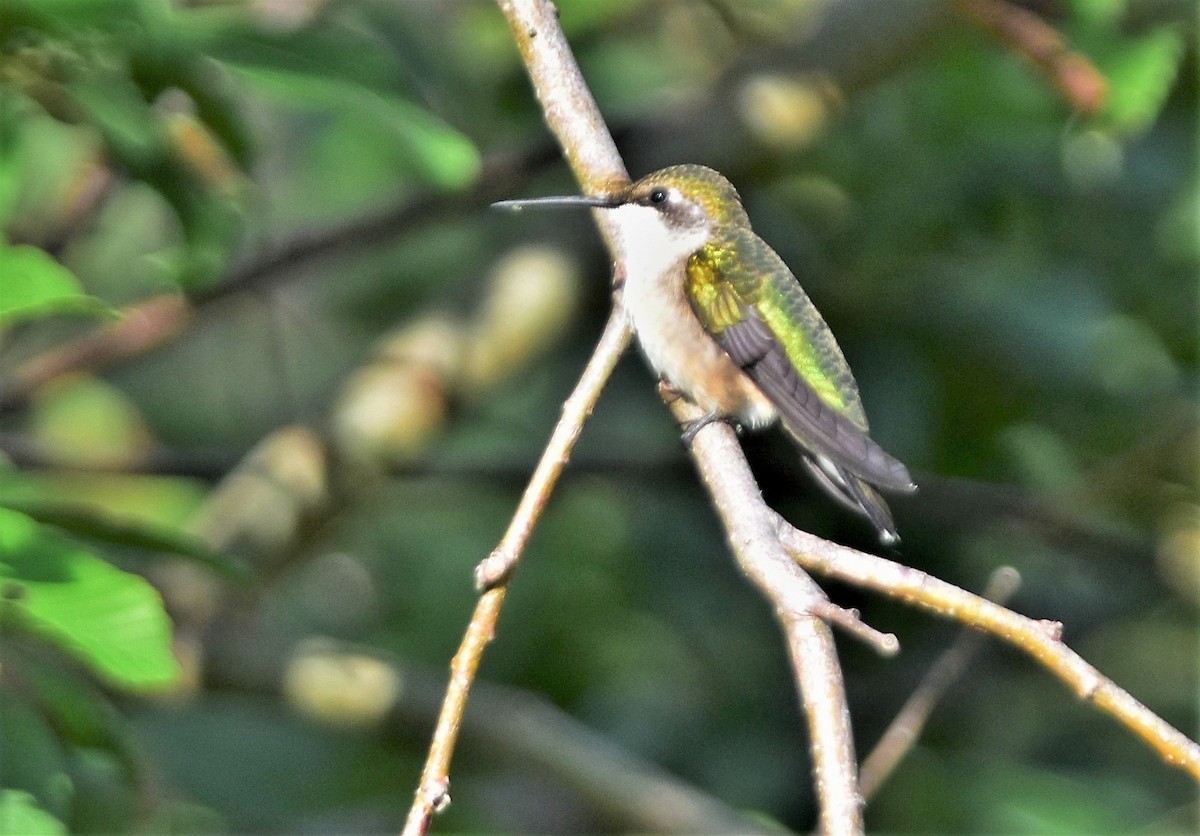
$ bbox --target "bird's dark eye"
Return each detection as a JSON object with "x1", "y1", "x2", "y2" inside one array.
[{"x1": 648, "y1": 188, "x2": 668, "y2": 205}]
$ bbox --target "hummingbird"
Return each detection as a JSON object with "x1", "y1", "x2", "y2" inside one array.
[{"x1": 495, "y1": 164, "x2": 915, "y2": 543}]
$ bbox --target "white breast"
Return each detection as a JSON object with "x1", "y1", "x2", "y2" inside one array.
[{"x1": 606, "y1": 204, "x2": 776, "y2": 427}]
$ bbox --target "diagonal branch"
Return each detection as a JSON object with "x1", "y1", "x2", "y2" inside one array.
[
  {"x1": 671, "y1": 397, "x2": 863, "y2": 832},
  {"x1": 776, "y1": 517, "x2": 1200, "y2": 781},
  {"x1": 403, "y1": 303, "x2": 631, "y2": 835}
]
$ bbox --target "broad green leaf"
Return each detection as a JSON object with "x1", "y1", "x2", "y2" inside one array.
[
  {"x1": 0, "y1": 507, "x2": 180, "y2": 690},
  {"x1": 0, "y1": 243, "x2": 113, "y2": 326},
  {"x1": 0, "y1": 790, "x2": 67, "y2": 836}
]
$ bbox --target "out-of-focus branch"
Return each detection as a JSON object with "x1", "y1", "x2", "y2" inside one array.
[
  {"x1": 859, "y1": 566, "x2": 1021, "y2": 799},
  {"x1": 0, "y1": 294, "x2": 193, "y2": 415},
  {"x1": 216, "y1": 639, "x2": 775, "y2": 833},
  {"x1": 0, "y1": 146, "x2": 555, "y2": 417},
  {"x1": 776, "y1": 517, "x2": 1200, "y2": 781},
  {"x1": 957, "y1": 0, "x2": 1108, "y2": 114}
]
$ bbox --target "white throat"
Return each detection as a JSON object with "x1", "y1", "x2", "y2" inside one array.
[{"x1": 604, "y1": 204, "x2": 709, "y2": 282}]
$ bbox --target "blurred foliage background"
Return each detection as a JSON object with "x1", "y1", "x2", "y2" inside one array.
[{"x1": 0, "y1": 0, "x2": 1196, "y2": 832}]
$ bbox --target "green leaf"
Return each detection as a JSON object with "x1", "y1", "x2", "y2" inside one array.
[
  {"x1": 0, "y1": 243, "x2": 113, "y2": 327},
  {"x1": 0, "y1": 507, "x2": 180, "y2": 690},
  {"x1": 1099, "y1": 26, "x2": 1185, "y2": 135},
  {"x1": 9, "y1": 502, "x2": 251, "y2": 583},
  {"x1": 0, "y1": 790, "x2": 67, "y2": 836},
  {"x1": 63, "y1": 70, "x2": 166, "y2": 171},
  {"x1": 232, "y1": 66, "x2": 480, "y2": 191}
]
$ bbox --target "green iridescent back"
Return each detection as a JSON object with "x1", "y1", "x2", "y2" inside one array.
[{"x1": 687, "y1": 224, "x2": 869, "y2": 431}]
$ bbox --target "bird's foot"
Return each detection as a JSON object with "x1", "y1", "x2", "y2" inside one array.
[{"x1": 680, "y1": 409, "x2": 732, "y2": 445}]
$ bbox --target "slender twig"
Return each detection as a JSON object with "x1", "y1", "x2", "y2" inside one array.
[
  {"x1": 776, "y1": 518, "x2": 1200, "y2": 780},
  {"x1": 859, "y1": 567, "x2": 1021, "y2": 799},
  {"x1": 474, "y1": 299, "x2": 631, "y2": 587},
  {"x1": 0, "y1": 294, "x2": 194, "y2": 415},
  {"x1": 406, "y1": 6, "x2": 638, "y2": 831},
  {"x1": 814, "y1": 601, "x2": 899, "y2": 657},
  {"x1": 403, "y1": 305, "x2": 632, "y2": 835}
]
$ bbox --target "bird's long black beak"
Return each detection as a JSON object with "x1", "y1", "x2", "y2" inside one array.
[{"x1": 491, "y1": 194, "x2": 620, "y2": 211}]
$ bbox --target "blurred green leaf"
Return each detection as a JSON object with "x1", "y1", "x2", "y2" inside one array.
[
  {"x1": 64, "y1": 70, "x2": 164, "y2": 169},
  {"x1": 0, "y1": 790, "x2": 67, "y2": 836},
  {"x1": 1097, "y1": 25, "x2": 1185, "y2": 134},
  {"x1": 0, "y1": 243, "x2": 112, "y2": 327},
  {"x1": 1065, "y1": 1, "x2": 1187, "y2": 135},
  {"x1": 233, "y1": 66, "x2": 480, "y2": 191},
  {"x1": 0, "y1": 694, "x2": 72, "y2": 823},
  {"x1": 8, "y1": 501, "x2": 251, "y2": 583},
  {"x1": 0, "y1": 507, "x2": 180, "y2": 690}
]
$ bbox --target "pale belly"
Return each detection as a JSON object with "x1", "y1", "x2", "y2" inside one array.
[{"x1": 622, "y1": 262, "x2": 777, "y2": 429}]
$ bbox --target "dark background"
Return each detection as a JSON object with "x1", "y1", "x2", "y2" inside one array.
[{"x1": 0, "y1": 0, "x2": 1196, "y2": 832}]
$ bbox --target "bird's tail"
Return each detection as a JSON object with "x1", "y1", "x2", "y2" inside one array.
[{"x1": 801, "y1": 455, "x2": 902, "y2": 545}]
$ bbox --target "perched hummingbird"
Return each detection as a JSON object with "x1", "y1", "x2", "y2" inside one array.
[{"x1": 495, "y1": 164, "x2": 915, "y2": 543}]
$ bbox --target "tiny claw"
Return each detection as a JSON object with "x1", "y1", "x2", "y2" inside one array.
[{"x1": 680, "y1": 409, "x2": 726, "y2": 445}]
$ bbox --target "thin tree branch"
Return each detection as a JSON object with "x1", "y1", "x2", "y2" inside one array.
[
  {"x1": 406, "y1": 0, "x2": 870, "y2": 832},
  {"x1": 670, "y1": 397, "x2": 864, "y2": 834},
  {"x1": 775, "y1": 517, "x2": 1200, "y2": 781},
  {"x1": 404, "y1": 304, "x2": 632, "y2": 835},
  {"x1": 859, "y1": 566, "x2": 1021, "y2": 799},
  {"x1": 406, "y1": 1, "x2": 869, "y2": 833},
  {"x1": 0, "y1": 294, "x2": 193, "y2": 415}
]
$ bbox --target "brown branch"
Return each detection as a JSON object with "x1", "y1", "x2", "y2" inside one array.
[
  {"x1": 670, "y1": 397, "x2": 864, "y2": 834},
  {"x1": 0, "y1": 146, "x2": 556, "y2": 418},
  {"x1": 957, "y1": 0, "x2": 1108, "y2": 114},
  {"x1": 776, "y1": 518, "x2": 1200, "y2": 781},
  {"x1": 404, "y1": 305, "x2": 632, "y2": 834},
  {"x1": 405, "y1": 0, "x2": 870, "y2": 832},
  {"x1": 0, "y1": 294, "x2": 193, "y2": 415},
  {"x1": 859, "y1": 566, "x2": 1021, "y2": 799}
]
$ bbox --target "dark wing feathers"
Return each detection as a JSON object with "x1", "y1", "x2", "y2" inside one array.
[{"x1": 717, "y1": 315, "x2": 914, "y2": 493}]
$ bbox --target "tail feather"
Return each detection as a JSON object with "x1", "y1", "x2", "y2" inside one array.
[{"x1": 801, "y1": 455, "x2": 902, "y2": 545}]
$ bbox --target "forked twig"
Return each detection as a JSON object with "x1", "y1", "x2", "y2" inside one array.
[
  {"x1": 672, "y1": 397, "x2": 865, "y2": 834},
  {"x1": 776, "y1": 518, "x2": 1200, "y2": 780},
  {"x1": 408, "y1": 0, "x2": 867, "y2": 833},
  {"x1": 407, "y1": 1, "x2": 1199, "y2": 833}
]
